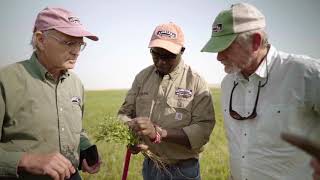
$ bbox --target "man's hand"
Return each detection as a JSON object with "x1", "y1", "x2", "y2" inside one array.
[
  {"x1": 18, "y1": 152, "x2": 75, "y2": 180},
  {"x1": 131, "y1": 117, "x2": 156, "y2": 140},
  {"x1": 81, "y1": 158, "x2": 102, "y2": 174},
  {"x1": 311, "y1": 158, "x2": 320, "y2": 180},
  {"x1": 128, "y1": 144, "x2": 149, "y2": 154}
]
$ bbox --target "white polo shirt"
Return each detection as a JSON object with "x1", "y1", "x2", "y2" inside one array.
[{"x1": 221, "y1": 45, "x2": 320, "y2": 180}]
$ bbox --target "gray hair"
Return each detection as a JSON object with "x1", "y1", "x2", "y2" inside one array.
[
  {"x1": 30, "y1": 30, "x2": 51, "y2": 51},
  {"x1": 235, "y1": 29, "x2": 269, "y2": 50}
]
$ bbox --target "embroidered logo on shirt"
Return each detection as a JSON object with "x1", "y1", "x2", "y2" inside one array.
[
  {"x1": 175, "y1": 88, "x2": 192, "y2": 98},
  {"x1": 175, "y1": 112, "x2": 183, "y2": 121},
  {"x1": 71, "y1": 96, "x2": 81, "y2": 105}
]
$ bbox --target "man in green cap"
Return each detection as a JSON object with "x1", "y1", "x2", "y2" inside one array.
[
  {"x1": 0, "y1": 7, "x2": 101, "y2": 180},
  {"x1": 202, "y1": 2, "x2": 320, "y2": 180}
]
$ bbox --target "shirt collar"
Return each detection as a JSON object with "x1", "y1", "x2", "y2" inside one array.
[
  {"x1": 168, "y1": 59, "x2": 184, "y2": 80},
  {"x1": 154, "y1": 59, "x2": 185, "y2": 80},
  {"x1": 29, "y1": 52, "x2": 48, "y2": 81},
  {"x1": 234, "y1": 45, "x2": 276, "y2": 82},
  {"x1": 29, "y1": 52, "x2": 70, "y2": 82}
]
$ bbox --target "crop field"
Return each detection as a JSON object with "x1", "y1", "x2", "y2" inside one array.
[{"x1": 81, "y1": 88, "x2": 229, "y2": 180}]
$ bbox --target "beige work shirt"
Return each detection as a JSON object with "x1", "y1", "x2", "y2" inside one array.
[
  {"x1": 0, "y1": 53, "x2": 91, "y2": 179},
  {"x1": 118, "y1": 60, "x2": 215, "y2": 164}
]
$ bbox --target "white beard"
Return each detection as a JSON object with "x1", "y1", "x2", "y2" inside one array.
[
  {"x1": 224, "y1": 63, "x2": 241, "y2": 74},
  {"x1": 224, "y1": 56, "x2": 253, "y2": 74}
]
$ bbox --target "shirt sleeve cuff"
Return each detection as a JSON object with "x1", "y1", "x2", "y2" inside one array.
[
  {"x1": 80, "y1": 133, "x2": 92, "y2": 150},
  {"x1": 0, "y1": 151, "x2": 24, "y2": 177}
]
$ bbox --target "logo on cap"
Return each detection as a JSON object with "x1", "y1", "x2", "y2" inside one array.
[
  {"x1": 212, "y1": 23, "x2": 223, "y2": 32},
  {"x1": 68, "y1": 16, "x2": 81, "y2": 25},
  {"x1": 156, "y1": 30, "x2": 177, "y2": 39}
]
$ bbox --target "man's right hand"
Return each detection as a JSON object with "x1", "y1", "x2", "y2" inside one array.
[
  {"x1": 128, "y1": 144, "x2": 149, "y2": 154},
  {"x1": 18, "y1": 152, "x2": 75, "y2": 180},
  {"x1": 311, "y1": 158, "x2": 320, "y2": 180}
]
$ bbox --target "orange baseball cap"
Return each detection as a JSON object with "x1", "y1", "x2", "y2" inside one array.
[{"x1": 148, "y1": 22, "x2": 184, "y2": 54}]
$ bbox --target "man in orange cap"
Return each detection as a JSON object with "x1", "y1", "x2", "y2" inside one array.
[{"x1": 118, "y1": 22, "x2": 215, "y2": 180}]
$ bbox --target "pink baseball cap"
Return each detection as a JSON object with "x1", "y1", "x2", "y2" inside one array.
[
  {"x1": 33, "y1": 7, "x2": 98, "y2": 41},
  {"x1": 148, "y1": 22, "x2": 184, "y2": 54}
]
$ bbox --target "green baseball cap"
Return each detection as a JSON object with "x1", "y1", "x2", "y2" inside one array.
[{"x1": 201, "y1": 3, "x2": 266, "y2": 53}]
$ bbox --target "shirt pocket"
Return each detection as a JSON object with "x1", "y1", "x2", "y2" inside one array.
[
  {"x1": 165, "y1": 98, "x2": 192, "y2": 127},
  {"x1": 256, "y1": 105, "x2": 291, "y2": 147}
]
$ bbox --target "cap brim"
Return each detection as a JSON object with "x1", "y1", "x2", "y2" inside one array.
[
  {"x1": 201, "y1": 34, "x2": 237, "y2": 53},
  {"x1": 54, "y1": 26, "x2": 99, "y2": 41},
  {"x1": 148, "y1": 39, "x2": 182, "y2": 54}
]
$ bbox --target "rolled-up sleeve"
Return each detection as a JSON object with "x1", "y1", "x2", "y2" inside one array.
[
  {"x1": 183, "y1": 79, "x2": 215, "y2": 150},
  {"x1": 118, "y1": 76, "x2": 140, "y2": 121}
]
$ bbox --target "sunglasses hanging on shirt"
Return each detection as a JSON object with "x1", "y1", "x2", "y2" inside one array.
[{"x1": 229, "y1": 57, "x2": 269, "y2": 121}]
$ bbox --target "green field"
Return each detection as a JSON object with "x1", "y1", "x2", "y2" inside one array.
[{"x1": 81, "y1": 88, "x2": 229, "y2": 180}]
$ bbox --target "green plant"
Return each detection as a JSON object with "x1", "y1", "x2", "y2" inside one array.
[{"x1": 95, "y1": 115, "x2": 139, "y2": 146}]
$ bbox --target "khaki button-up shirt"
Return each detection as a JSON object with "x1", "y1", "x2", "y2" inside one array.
[
  {"x1": 118, "y1": 60, "x2": 215, "y2": 164},
  {"x1": 0, "y1": 53, "x2": 91, "y2": 179}
]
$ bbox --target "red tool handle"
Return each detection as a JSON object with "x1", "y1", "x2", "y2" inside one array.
[{"x1": 122, "y1": 148, "x2": 132, "y2": 180}]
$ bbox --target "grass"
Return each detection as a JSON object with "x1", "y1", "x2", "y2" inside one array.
[{"x1": 81, "y1": 88, "x2": 229, "y2": 180}]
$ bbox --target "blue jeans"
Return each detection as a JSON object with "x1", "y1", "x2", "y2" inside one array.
[{"x1": 142, "y1": 158, "x2": 201, "y2": 180}]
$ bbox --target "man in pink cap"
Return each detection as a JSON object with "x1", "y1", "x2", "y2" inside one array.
[
  {"x1": 118, "y1": 22, "x2": 215, "y2": 180},
  {"x1": 0, "y1": 7, "x2": 100, "y2": 180}
]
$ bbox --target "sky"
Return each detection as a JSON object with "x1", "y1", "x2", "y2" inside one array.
[{"x1": 1, "y1": 0, "x2": 319, "y2": 90}]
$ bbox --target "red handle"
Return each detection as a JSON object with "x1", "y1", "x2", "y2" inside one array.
[{"x1": 121, "y1": 148, "x2": 132, "y2": 180}]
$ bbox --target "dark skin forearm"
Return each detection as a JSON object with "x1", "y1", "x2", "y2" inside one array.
[
  {"x1": 162, "y1": 128, "x2": 191, "y2": 149},
  {"x1": 129, "y1": 117, "x2": 191, "y2": 149}
]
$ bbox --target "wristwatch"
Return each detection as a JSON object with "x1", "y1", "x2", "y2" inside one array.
[{"x1": 155, "y1": 125, "x2": 167, "y2": 139}]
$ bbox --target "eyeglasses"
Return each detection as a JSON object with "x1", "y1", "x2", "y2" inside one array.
[
  {"x1": 229, "y1": 59, "x2": 269, "y2": 120},
  {"x1": 47, "y1": 34, "x2": 87, "y2": 51},
  {"x1": 150, "y1": 49, "x2": 177, "y2": 61}
]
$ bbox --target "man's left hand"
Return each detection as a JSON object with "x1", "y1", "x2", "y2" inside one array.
[
  {"x1": 81, "y1": 158, "x2": 102, "y2": 174},
  {"x1": 132, "y1": 117, "x2": 156, "y2": 140}
]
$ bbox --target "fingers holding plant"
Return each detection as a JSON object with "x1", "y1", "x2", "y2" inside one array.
[
  {"x1": 132, "y1": 117, "x2": 157, "y2": 140},
  {"x1": 96, "y1": 116, "x2": 167, "y2": 170}
]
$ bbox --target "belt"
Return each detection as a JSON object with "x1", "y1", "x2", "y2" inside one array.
[
  {"x1": 174, "y1": 158, "x2": 198, "y2": 167},
  {"x1": 146, "y1": 157, "x2": 198, "y2": 167}
]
